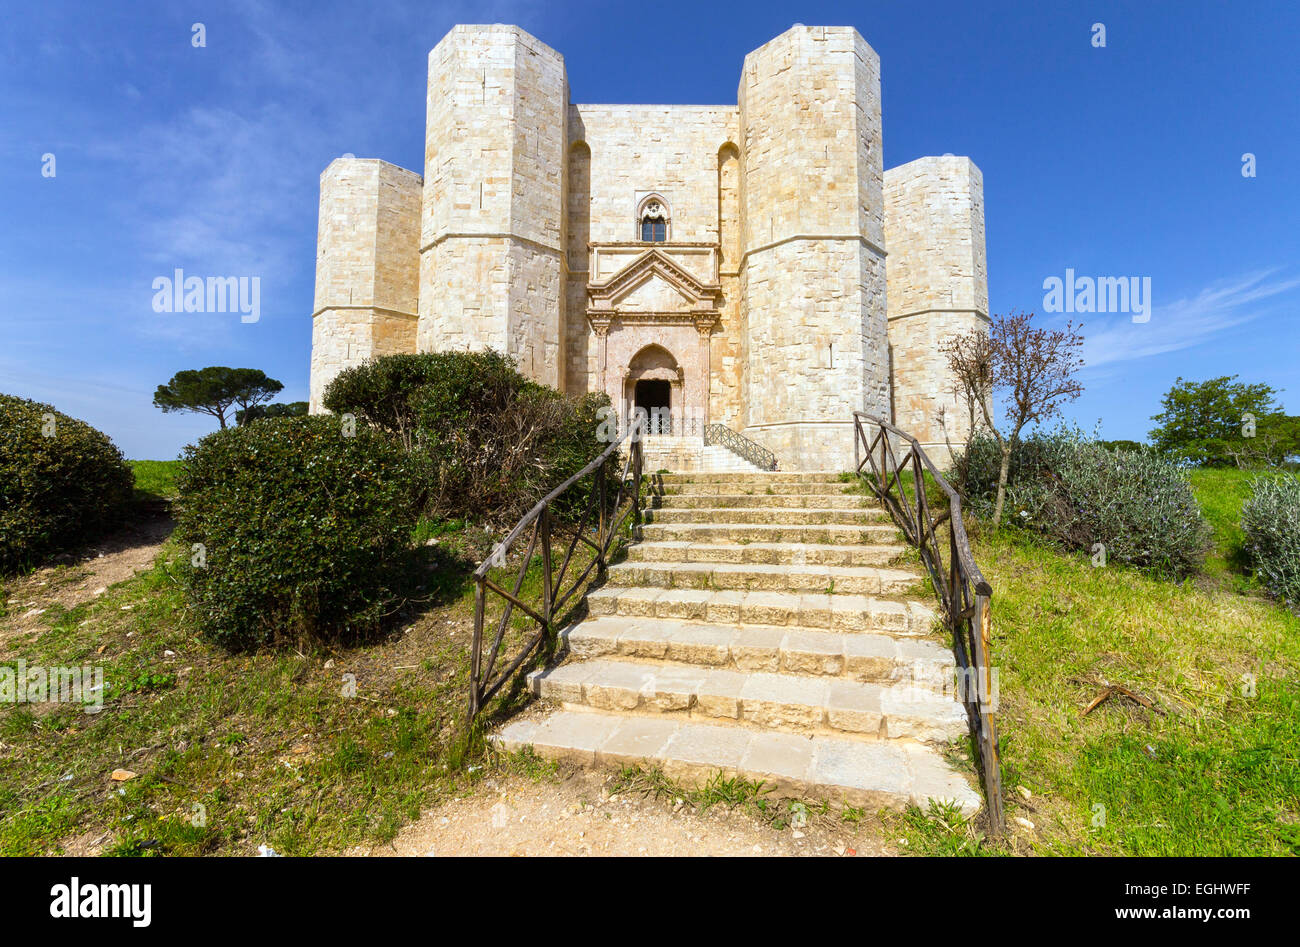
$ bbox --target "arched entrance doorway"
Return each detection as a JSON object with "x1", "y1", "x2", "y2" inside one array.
[
  {"x1": 624, "y1": 344, "x2": 682, "y2": 435},
  {"x1": 634, "y1": 379, "x2": 672, "y2": 433}
]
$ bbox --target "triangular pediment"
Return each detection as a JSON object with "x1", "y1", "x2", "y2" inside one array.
[
  {"x1": 612, "y1": 268, "x2": 696, "y2": 311},
  {"x1": 588, "y1": 248, "x2": 719, "y2": 309}
]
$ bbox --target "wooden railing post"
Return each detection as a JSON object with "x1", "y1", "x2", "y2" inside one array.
[
  {"x1": 540, "y1": 505, "x2": 553, "y2": 636},
  {"x1": 597, "y1": 463, "x2": 607, "y2": 569},
  {"x1": 633, "y1": 439, "x2": 642, "y2": 538},
  {"x1": 974, "y1": 593, "x2": 1004, "y2": 834},
  {"x1": 469, "y1": 578, "x2": 485, "y2": 718},
  {"x1": 851, "y1": 410, "x2": 1003, "y2": 836}
]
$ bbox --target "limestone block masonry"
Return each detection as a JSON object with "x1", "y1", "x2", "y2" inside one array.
[
  {"x1": 884, "y1": 156, "x2": 989, "y2": 466},
  {"x1": 308, "y1": 24, "x2": 990, "y2": 472},
  {"x1": 310, "y1": 159, "x2": 422, "y2": 413}
]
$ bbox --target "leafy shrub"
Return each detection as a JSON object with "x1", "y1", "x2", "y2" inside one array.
[
  {"x1": 322, "y1": 352, "x2": 518, "y2": 451},
  {"x1": 173, "y1": 416, "x2": 422, "y2": 650},
  {"x1": 418, "y1": 382, "x2": 615, "y2": 525},
  {"x1": 956, "y1": 427, "x2": 1210, "y2": 577},
  {"x1": 1241, "y1": 475, "x2": 1300, "y2": 612},
  {"x1": 324, "y1": 351, "x2": 616, "y2": 527},
  {"x1": 0, "y1": 394, "x2": 134, "y2": 572}
]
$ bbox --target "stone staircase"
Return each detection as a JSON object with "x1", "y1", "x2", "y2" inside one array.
[
  {"x1": 493, "y1": 471, "x2": 981, "y2": 814},
  {"x1": 639, "y1": 435, "x2": 771, "y2": 473}
]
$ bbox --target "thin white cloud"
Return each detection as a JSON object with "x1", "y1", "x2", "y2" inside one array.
[{"x1": 1077, "y1": 269, "x2": 1300, "y2": 370}]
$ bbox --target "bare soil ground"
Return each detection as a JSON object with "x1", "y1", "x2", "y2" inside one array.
[
  {"x1": 1, "y1": 515, "x2": 174, "y2": 648},
  {"x1": 358, "y1": 766, "x2": 895, "y2": 857}
]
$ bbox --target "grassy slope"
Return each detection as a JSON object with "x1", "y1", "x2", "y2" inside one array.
[
  {"x1": 898, "y1": 468, "x2": 1300, "y2": 855},
  {"x1": 975, "y1": 531, "x2": 1298, "y2": 854},
  {"x1": 7, "y1": 465, "x2": 1297, "y2": 856},
  {"x1": 0, "y1": 527, "x2": 577, "y2": 856},
  {"x1": 128, "y1": 460, "x2": 182, "y2": 503}
]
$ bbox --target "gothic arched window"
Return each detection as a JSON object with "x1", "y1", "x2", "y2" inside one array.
[{"x1": 639, "y1": 197, "x2": 669, "y2": 242}]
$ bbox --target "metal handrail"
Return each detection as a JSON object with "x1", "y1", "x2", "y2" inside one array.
[
  {"x1": 704, "y1": 423, "x2": 778, "y2": 471},
  {"x1": 467, "y1": 425, "x2": 644, "y2": 720},
  {"x1": 852, "y1": 411, "x2": 1004, "y2": 833}
]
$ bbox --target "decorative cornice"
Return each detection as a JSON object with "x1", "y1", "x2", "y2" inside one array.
[
  {"x1": 420, "y1": 231, "x2": 562, "y2": 255},
  {"x1": 738, "y1": 233, "x2": 887, "y2": 272},
  {"x1": 888, "y1": 307, "x2": 990, "y2": 322},
  {"x1": 587, "y1": 309, "x2": 720, "y2": 330},
  {"x1": 311, "y1": 305, "x2": 417, "y2": 320},
  {"x1": 591, "y1": 240, "x2": 718, "y2": 250}
]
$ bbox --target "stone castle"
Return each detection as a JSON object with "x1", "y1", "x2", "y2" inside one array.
[{"x1": 308, "y1": 24, "x2": 988, "y2": 471}]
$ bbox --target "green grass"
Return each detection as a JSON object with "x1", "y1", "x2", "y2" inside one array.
[
  {"x1": 128, "y1": 460, "x2": 182, "y2": 503},
  {"x1": 1188, "y1": 467, "x2": 1292, "y2": 588},
  {"x1": 609, "y1": 764, "x2": 836, "y2": 830},
  {"x1": 893, "y1": 527, "x2": 1300, "y2": 856},
  {"x1": 853, "y1": 462, "x2": 1300, "y2": 855},
  {"x1": 0, "y1": 527, "x2": 576, "y2": 856}
]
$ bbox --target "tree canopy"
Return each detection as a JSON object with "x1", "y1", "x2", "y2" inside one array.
[
  {"x1": 153, "y1": 367, "x2": 284, "y2": 430},
  {"x1": 941, "y1": 311, "x2": 1085, "y2": 526},
  {"x1": 235, "y1": 401, "x2": 309, "y2": 426},
  {"x1": 1148, "y1": 375, "x2": 1299, "y2": 467}
]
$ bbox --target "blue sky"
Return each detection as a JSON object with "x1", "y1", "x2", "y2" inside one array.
[{"x1": 3, "y1": 0, "x2": 1297, "y2": 459}]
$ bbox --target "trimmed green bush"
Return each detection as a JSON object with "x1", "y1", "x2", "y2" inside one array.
[
  {"x1": 324, "y1": 351, "x2": 615, "y2": 527},
  {"x1": 0, "y1": 394, "x2": 134, "y2": 572},
  {"x1": 1241, "y1": 475, "x2": 1300, "y2": 612},
  {"x1": 173, "y1": 416, "x2": 422, "y2": 650},
  {"x1": 322, "y1": 351, "x2": 519, "y2": 451},
  {"x1": 956, "y1": 428, "x2": 1211, "y2": 578}
]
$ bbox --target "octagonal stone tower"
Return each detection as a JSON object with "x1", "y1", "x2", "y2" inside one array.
[
  {"x1": 883, "y1": 155, "x2": 989, "y2": 464},
  {"x1": 417, "y1": 25, "x2": 568, "y2": 389},
  {"x1": 738, "y1": 26, "x2": 890, "y2": 471},
  {"x1": 309, "y1": 158, "x2": 422, "y2": 413}
]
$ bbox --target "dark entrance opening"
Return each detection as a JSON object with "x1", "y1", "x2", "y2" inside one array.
[{"x1": 634, "y1": 379, "x2": 672, "y2": 434}]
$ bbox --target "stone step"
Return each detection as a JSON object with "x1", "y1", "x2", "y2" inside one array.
[
  {"x1": 584, "y1": 586, "x2": 937, "y2": 636},
  {"x1": 527, "y1": 658, "x2": 968, "y2": 742},
  {"x1": 640, "y1": 522, "x2": 901, "y2": 545},
  {"x1": 606, "y1": 560, "x2": 922, "y2": 596},
  {"x1": 654, "y1": 481, "x2": 861, "y2": 497},
  {"x1": 653, "y1": 472, "x2": 845, "y2": 484},
  {"x1": 492, "y1": 710, "x2": 981, "y2": 813},
  {"x1": 650, "y1": 493, "x2": 869, "y2": 510},
  {"x1": 644, "y1": 507, "x2": 886, "y2": 526},
  {"x1": 563, "y1": 616, "x2": 952, "y2": 681},
  {"x1": 626, "y1": 540, "x2": 907, "y2": 567}
]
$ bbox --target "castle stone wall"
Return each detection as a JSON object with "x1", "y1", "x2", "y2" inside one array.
[
  {"x1": 309, "y1": 158, "x2": 421, "y2": 413},
  {"x1": 306, "y1": 24, "x2": 991, "y2": 475},
  {"x1": 738, "y1": 26, "x2": 889, "y2": 470},
  {"x1": 418, "y1": 25, "x2": 567, "y2": 388},
  {"x1": 883, "y1": 156, "x2": 988, "y2": 465}
]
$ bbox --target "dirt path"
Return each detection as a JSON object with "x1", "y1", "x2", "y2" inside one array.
[
  {"x1": 1, "y1": 515, "x2": 173, "y2": 649},
  {"x1": 358, "y1": 768, "x2": 895, "y2": 857}
]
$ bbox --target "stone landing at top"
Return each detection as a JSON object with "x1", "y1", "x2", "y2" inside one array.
[{"x1": 639, "y1": 436, "x2": 770, "y2": 474}]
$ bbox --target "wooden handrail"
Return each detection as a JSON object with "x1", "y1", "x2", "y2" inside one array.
[
  {"x1": 852, "y1": 411, "x2": 1004, "y2": 834},
  {"x1": 468, "y1": 424, "x2": 644, "y2": 720}
]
